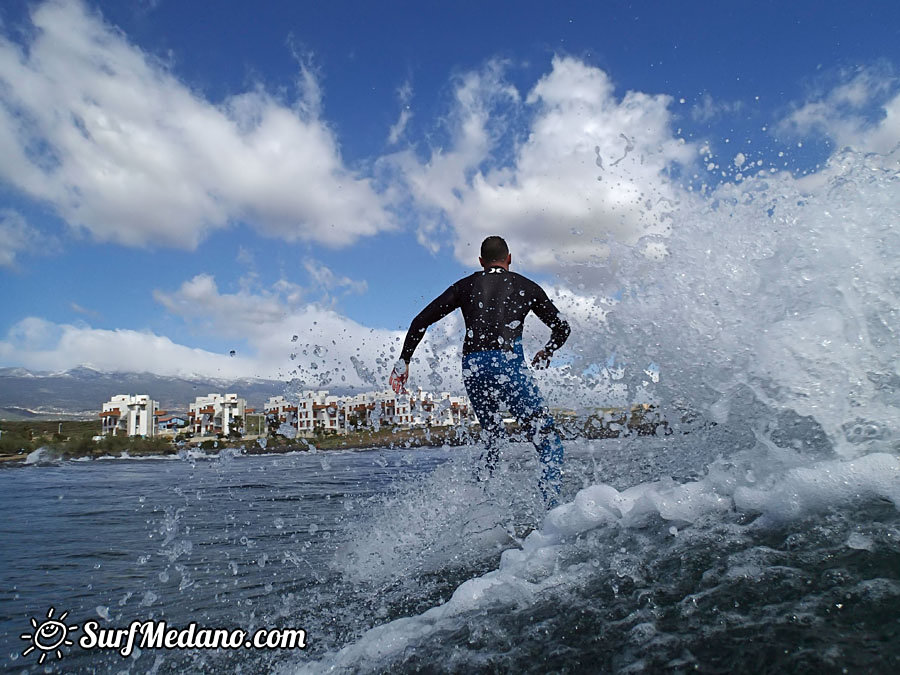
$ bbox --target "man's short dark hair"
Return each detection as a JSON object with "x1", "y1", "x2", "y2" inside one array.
[{"x1": 480, "y1": 236, "x2": 509, "y2": 263}]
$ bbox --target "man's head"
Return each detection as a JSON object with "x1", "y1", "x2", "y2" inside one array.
[{"x1": 479, "y1": 236, "x2": 511, "y2": 269}]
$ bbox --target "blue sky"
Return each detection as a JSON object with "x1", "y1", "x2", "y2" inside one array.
[{"x1": 0, "y1": 0, "x2": 898, "y2": 389}]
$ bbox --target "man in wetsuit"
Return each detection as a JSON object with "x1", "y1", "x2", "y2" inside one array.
[{"x1": 390, "y1": 236, "x2": 571, "y2": 506}]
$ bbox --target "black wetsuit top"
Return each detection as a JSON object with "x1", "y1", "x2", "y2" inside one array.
[{"x1": 400, "y1": 266, "x2": 571, "y2": 362}]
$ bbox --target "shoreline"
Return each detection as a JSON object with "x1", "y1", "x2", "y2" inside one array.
[
  {"x1": 0, "y1": 437, "x2": 470, "y2": 467},
  {"x1": 0, "y1": 425, "x2": 473, "y2": 466},
  {"x1": 0, "y1": 412, "x2": 672, "y2": 466}
]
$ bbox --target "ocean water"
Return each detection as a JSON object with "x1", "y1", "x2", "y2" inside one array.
[
  {"x1": 1, "y1": 435, "x2": 898, "y2": 674},
  {"x1": 3, "y1": 146, "x2": 900, "y2": 673}
]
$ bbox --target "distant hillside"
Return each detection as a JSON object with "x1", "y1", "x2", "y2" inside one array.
[{"x1": 0, "y1": 367, "x2": 294, "y2": 419}]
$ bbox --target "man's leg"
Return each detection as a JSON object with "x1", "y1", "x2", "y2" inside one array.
[
  {"x1": 528, "y1": 415, "x2": 564, "y2": 507},
  {"x1": 505, "y1": 357, "x2": 564, "y2": 507},
  {"x1": 463, "y1": 354, "x2": 504, "y2": 478}
]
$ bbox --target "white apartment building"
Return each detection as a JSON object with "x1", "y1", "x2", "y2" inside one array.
[
  {"x1": 272, "y1": 388, "x2": 473, "y2": 436},
  {"x1": 100, "y1": 394, "x2": 159, "y2": 437},
  {"x1": 295, "y1": 390, "x2": 345, "y2": 434},
  {"x1": 406, "y1": 389, "x2": 472, "y2": 428},
  {"x1": 265, "y1": 395, "x2": 298, "y2": 430},
  {"x1": 188, "y1": 393, "x2": 246, "y2": 436},
  {"x1": 99, "y1": 387, "x2": 473, "y2": 441},
  {"x1": 342, "y1": 390, "x2": 415, "y2": 430},
  {"x1": 433, "y1": 392, "x2": 472, "y2": 427}
]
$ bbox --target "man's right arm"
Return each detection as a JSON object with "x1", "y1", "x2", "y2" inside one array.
[
  {"x1": 399, "y1": 284, "x2": 460, "y2": 363},
  {"x1": 391, "y1": 284, "x2": 460, "y2": 394}
]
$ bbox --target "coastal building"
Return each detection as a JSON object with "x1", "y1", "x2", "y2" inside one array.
[
  {"x1": 99, "y1": 394, "x2": 159, "y2": 437},
  {"x1": 341, "y1": 390, "x2": 415, "y2": 430},
  {"x1": 405, "y1": 389, "x2": 470, "y2": 428},
  {"x1": 188, "y1": 394, "x2": 246, "y2": 436},
  {"x1": 289, "y1": 388, "x2": 473, "y2": 436},
  {"x1": 301, "y1": 390, "x2": 345, "y2": 435},
  {"x1": 342, "y1": 391, "x2": 378, "y2": 431},
  {"x1": 98, "y1": 386, "x2": 472, "y2": 440},
  {"x1": 156, "y1": 413, "x2": 189, "y2": 435},
  {"x1": 265, "y1": 396, "x2": 299, "y2": 434},
  {"x1": 434, "y1": 392, "x2": 472, "y2": 427},
  {"x1": 291, "y1": 390, "x2": 320, "y2": 433}
]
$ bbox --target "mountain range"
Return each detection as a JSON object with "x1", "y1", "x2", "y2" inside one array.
[{"x1": 0, "y1": 367, "x2": 301, "y2": 420}]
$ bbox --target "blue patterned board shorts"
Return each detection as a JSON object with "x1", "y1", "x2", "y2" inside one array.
[{"x1": 462, "y1": 341, "x2": 564, "y2": 506}]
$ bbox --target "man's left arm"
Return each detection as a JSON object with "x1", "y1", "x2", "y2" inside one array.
[{"x1": 530, "y1": 289, "x2": 571, "y2": 369}]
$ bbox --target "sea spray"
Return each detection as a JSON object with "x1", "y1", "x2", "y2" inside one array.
[
  {"x1": 294, "y1": 441, "x2": 900, "y2": 673},
  {"x1": 333, "y1": 444, "x2": 545, "y2": 586},
  {"x1": 289, "y1": 145, "x2": 900, "y2": 673},
  {"x1": 587, "y1": 147, "x2": 900, "y2": 457}
]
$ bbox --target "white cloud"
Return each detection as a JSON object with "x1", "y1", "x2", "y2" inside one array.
[
  {"x1": 69, "y1": 302, "x2": 100, "y2": 319},
  {"x1": 0, "y1": 317, "x2": 256, "y2": 379},
  {"x1": 389, "y1": 56, "x2": 696, "y2": 285},
  {"x1": 388, "y1": 81, "x2": 414, "y2": 145},
  {"x1": 0, "y1": 0, "x2": 393, "y2": 250},
  {"x1": 690, "y1": 93, "x2": 744, "y2": 123},
  {"x1": 778, "y1": 68, "x2": 900, "y2": 154},
  {"x1": 147, "y1": 273, "x2": 433, "y2": 388},
  {"x1": 2, "y1": 269, "x2": 540, "y2": 392},
  {"x1": 0, "y1": 209, "x2": 45, "y2": 268},
  {"x1": 153, "y1": 274, "x2": 303, "y2": 338},
  {"x1": 236, "y1": 246, "x2": 255, "y2": 267},
  {"x1": 388, "y1": 108, "x2": 412, "y2": 146},
  {"x1": 154, "y1": 264, "x2": 366, "y2": 339},
  {"x1": 303, "y1": 259, "x2": 368, "y2": 299}
]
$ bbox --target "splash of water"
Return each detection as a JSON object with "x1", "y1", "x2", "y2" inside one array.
[
  {"x1": 289, "y1": 146, "x2": 900, "y2": 672},
  {"x1": 581, "y1": 147, "x2": 900, "y2": 460},
  {"x1": 334, "y1": 446, "x2": 547, "y2": 586}
]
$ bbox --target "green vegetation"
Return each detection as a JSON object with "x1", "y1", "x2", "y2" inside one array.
[
  {"x1": 228, "y1": 415, "x2": 244, "y2": 439},
  {"x1": 0, "y1": 420, "x2": 177, "y2": 460},
  {"x1": 0, "y1": 419, "x2": 470, "y2": 461},
  {"x1": 0, "y1": 420, "x2": 99, "y2": 457},
  {"x1": 555, "y1": 405, "x2": 670, "y2": 440},
  {"x1": 243, "y1": 413, "x2": 266, "y2": 437},
  {"x1": 249, "y1": 424, "x2": 470, "y2": 453},
  {"x1": 0, "y1": 405, "x2": 670, "y2": 463}
]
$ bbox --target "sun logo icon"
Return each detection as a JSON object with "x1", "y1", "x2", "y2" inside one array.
[{"x1": 20, "y1": 607, "x2": 78, "y2": 665}]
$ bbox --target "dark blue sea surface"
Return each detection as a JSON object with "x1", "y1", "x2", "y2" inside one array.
[
  {"x1": 1, "y1": 436, "x2": 898, "y2": 674},
  {"x1": 0, "y1": 447, "x2": 448, "y2": 673}
]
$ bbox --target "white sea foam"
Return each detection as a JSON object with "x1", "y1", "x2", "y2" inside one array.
[
  {"x1": 733, "y1": 452, "x2": 900, "y2": 524},
  {"x1": 333, "y1": 445, "x2": 541, "y2": 584},
  {"x1": 23, "y1": 446, "x2": 61, "y2": 465},
  {"x1": 177, "y1": 448, "x2": 215, "y2": 461},
  {"x1": 123, "y1": 454, "x2": 178, "y2": 461},
  {"x1": 289, "y1": 143, "x2": 900, "y2": 671},
  {"x1": 295, "y1": 446, "x2": 900, "y2": 673},
  {"x1": 550, "y1": 148, "x2": 900, "y2": 459}
]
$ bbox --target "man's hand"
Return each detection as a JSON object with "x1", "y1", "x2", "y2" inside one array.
[
  {"x1": 531, "y1": 349, "x2": 551, "y2": 370},
  {"x1": 389, "y1": 359, "x2": 409, "y2": 394}
]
